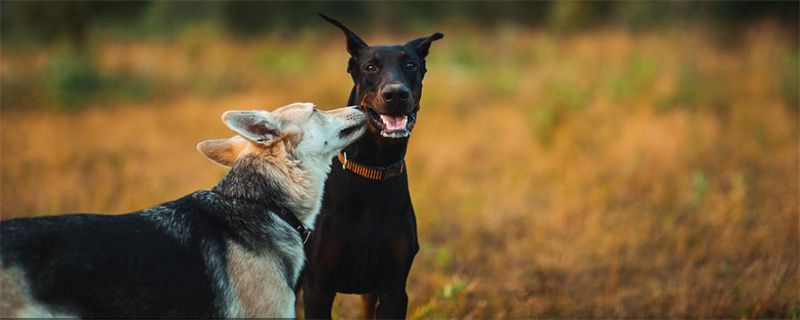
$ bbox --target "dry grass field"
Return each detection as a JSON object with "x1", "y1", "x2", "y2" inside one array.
[{"x1": 1, "y1": 23, "x2": 798, "y2": 318}]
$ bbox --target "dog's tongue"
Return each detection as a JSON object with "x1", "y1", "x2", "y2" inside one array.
[{"x1": 380, "y1": 115, "x2": 408, "y2": 131}]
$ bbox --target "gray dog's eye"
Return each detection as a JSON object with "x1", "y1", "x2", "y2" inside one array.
[
  {"x1": 365, "y1": 63, "x2": 378, "y2": 72},
  {"x1": 404, "y1": 62, "x2": 417, "y2": 71}
]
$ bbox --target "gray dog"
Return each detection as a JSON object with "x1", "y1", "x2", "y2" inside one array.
[{"x1": 0, "y1": 103, "x2": 365, "y2": 318}]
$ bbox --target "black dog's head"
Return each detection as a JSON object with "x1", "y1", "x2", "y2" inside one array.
[{"x1": 320, "y1": 14, "x2": 443, "y2": 142}]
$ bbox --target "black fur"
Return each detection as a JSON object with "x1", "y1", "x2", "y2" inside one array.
[
  {"x1": 0, "y1": 154, "x2": 303, "y2": 318},
  {"x1": 303, "y1": 14, "x2": 442, "y2": 319}
]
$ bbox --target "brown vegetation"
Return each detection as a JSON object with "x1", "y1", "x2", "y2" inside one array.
[{"x1": 1, "y1": 23, "x2": 797, "y2": 318}]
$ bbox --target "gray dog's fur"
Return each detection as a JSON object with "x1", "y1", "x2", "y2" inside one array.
[{"x1": 0, "y1": 103, "x2": 365, "y2": 318}]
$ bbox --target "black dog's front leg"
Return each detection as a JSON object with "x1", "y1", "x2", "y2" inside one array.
[
  {"x1": 302, "y1": 285, "x2": 336, "y2": 319},
  {"x1": 375, "y1": 286, "x2": 409, "y2": 319}
]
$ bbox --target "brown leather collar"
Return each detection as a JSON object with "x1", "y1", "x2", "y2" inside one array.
[{"x1": 337, "y1": 152, "x2": 405, "y2": 181}]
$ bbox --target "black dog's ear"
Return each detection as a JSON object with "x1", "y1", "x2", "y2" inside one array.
[
  {"x1": 405, "y1": 32, "x2": 444, "y2": 59},
  {"x1": 319, "y1": 13, "x2": 368, "y2": 57}
]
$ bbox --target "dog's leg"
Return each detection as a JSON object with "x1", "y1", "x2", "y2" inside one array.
[
  {"x1": 302, "y1": 287, "x2": 335, "y2": 319},
  {"x1": 360, "y1": 294, "x2": 377, "y2": 319},
  {"x1": 375, "y1": 287, "x2": 408, "y2": 319}
]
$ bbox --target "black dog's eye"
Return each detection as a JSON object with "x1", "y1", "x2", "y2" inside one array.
[
  {"x1": 364, "y1": 63, "x2": 379, "y2": 73},
  {"x1": 404, "y1": 62, "x2": 417, "y2": 71}
]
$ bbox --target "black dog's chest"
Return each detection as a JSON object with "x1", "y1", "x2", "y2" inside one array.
[
  {"x1": 319, "y1": 217, "x2": 417, "y2": 293},
  {"x1": 309, "y1": 165, "x2": 419, "y2": 293}
]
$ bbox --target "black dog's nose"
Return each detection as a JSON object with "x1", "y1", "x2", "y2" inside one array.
[{"x1": 381, "y1": 83, "x2": 410, "y2": 102}]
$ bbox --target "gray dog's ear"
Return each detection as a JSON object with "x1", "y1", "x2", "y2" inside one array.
[
  {"x1": 319, "y1": 13, "x2": 368, "y2": 57},
  {"x1": 222, "y1": 110, "x2": 282, "y2": 145},
  {"x1": 197, "y1": 136, "x2": 249, "y2": 167},
  {"x1": 406, "y1": 32, "x2": 444, "y2": 59}
]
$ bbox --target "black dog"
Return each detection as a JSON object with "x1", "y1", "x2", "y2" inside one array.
[{"x1": 302, "y1": 14, "x2": 442, "y2": 319}]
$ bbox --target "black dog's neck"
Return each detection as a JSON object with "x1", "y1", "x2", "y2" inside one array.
[
  {"x1": 346, "y1": 87, "x2": 409, "y2": 167},
  {"x1": 345, "y1": 130, "x2": 408, "y2": 167}
]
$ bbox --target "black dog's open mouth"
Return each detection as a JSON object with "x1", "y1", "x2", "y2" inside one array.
[{"x1": 364, "y1": 107, "x2": 416, "y2": 139}]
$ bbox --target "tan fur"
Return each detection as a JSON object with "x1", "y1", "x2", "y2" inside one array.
[
  {"x1": 197, "y1": 136, "x2": 249, "y2": 167},
  {"x1": 206, "y1": 103, "x2": 349, "y2": 225},
  {"x1": 0, "y1": 267, "x2": 73, "y2": 318},
  {"x1": 226, "y1": 242, "x2": 294, "y2": 318},
  {"x1": 198, "y1": 129, "x2": 303, "y2": 202},
  {"x1": 361, "y1": 294, "x2": 377, "y2": 319},
  {"x1": 0, "y1": 267, "x2": 26, "y2": 318},
  {"x1": 249, "y1": 140, "x2": 321, "y2": 225},
  {"x1": 199, "y1": 103, "x2": 363, "y2": 316}
]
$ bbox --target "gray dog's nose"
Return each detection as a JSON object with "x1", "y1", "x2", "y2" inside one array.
[{"x1": 381, "y1": 83, "x2": 410, "y2": 102}]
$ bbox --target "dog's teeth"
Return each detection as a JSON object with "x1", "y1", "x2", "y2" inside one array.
[{"x1": 380, "y1": 129, "x2": 410, "y2": 138}]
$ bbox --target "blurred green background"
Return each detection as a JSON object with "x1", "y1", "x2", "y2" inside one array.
[{"x1": 1, "y1": 2, "x2": 798, "y2": 319}]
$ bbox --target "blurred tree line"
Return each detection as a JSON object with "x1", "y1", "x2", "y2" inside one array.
[
  {"x1": 2, "y1": 1, "x2": 798, "y2": 48},
  {"x1": 1, "y1": 1, "x2": 796, "y2": 110}
]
